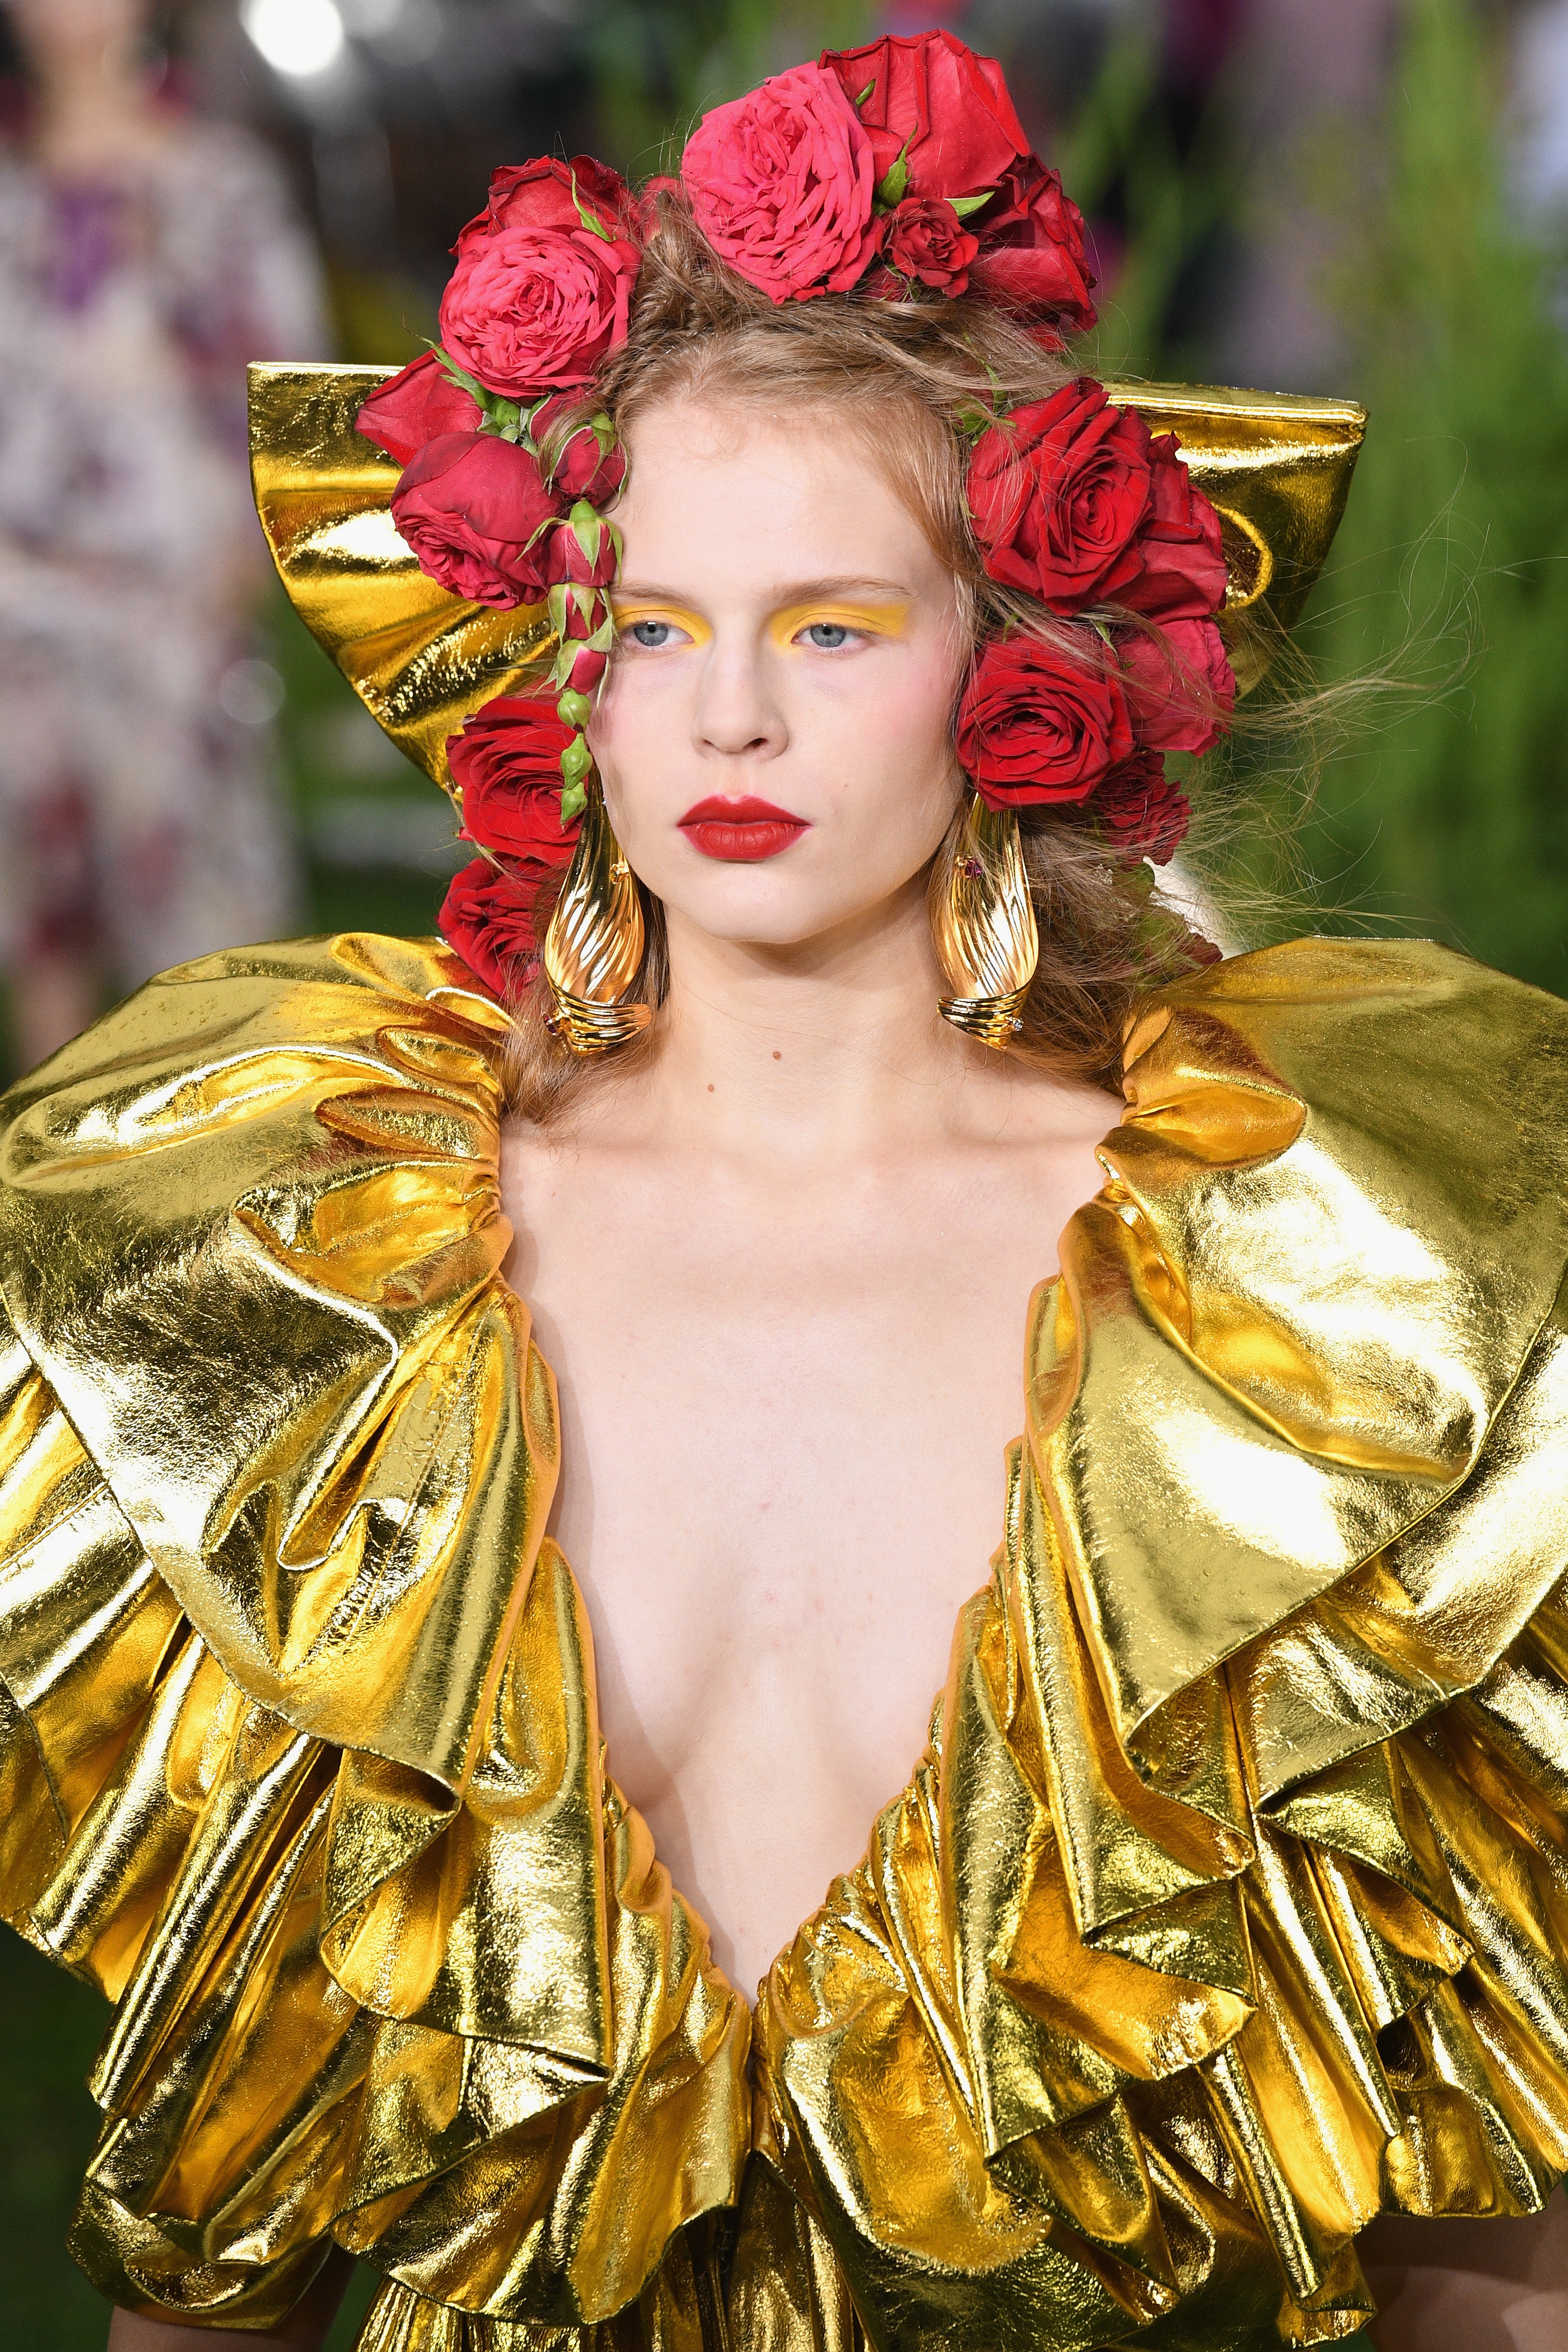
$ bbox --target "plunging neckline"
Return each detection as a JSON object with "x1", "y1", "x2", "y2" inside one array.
[{"x1": 496, "y1": 1165, "x2": 1105, "y2": 2010}]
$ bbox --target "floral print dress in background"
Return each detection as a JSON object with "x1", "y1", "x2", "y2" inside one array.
[{"x1": 0, "y1": 117, "x2": 329, "y2": 991}]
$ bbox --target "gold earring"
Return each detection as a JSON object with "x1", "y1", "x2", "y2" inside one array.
[
  {"x1": 932, "y1": 795, "x2": 1039, "y2": 1049},
  {"x1": 544, "y1": 780, "x2": 654, "y2": 1055}
]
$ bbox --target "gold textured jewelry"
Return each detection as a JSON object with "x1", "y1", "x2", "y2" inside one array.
[
  {"x1": 932, "y1": 795, "x2": 1040, "y2": 1049},
  {"x1": 543, "y1": 781, "x2": 654, "y2": 1055}
]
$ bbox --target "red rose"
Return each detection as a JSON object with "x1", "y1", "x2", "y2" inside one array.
[
  {"x1": 1119, "y1": 433, "x2": 1228, "y2": 622},
  {"x1": 440, "y1": 162, "x2": 640, "y2": 394},
  {"x1": 882, "y1": 197, "x2": 980, "y2": 294},
  {"x1": 448, "y1": 695, "x2": 582, "y2": 863},
  {"x1": 1094, "y1": 748, "x2": 1190, "y2": 864},
  {"x1": 969, "y1": 159, "x2": 1097, "y2": 333},
  {"x1": 357, "y1": 351, "x2": 482, "y2": 465},
  {"x1": 968, "y1": 381, "x2": 1152, "y2": 611},
  {"x1": 821, "y1": 32, "x2": 1028, "y2": 198},
  {"x1": 439, "y1": 855, "x2": 557, "y2": 1001},
  {"x1": 1119, "y1": 618, "x2": 1235, "y2": 755},
  {"x1": 530, "y1": 393, "x2": 626, "y2": 501},
  {"x1": 956, "y1": 632, "x2": 1133, "y2": 803},
  {"x1": 682, "y1": 63, "x2": 879, "y2": 303},
  {"x1": 391, "y1": 432, "x2": 561, "y2": 609},
  {"x1": 456, "y1": 154, "x2": 636, "y2": 254}
]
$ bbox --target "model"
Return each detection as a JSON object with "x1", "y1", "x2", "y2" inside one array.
[{"x1": 0, "y1": 31, "x2": 1564, "y2": 2352}]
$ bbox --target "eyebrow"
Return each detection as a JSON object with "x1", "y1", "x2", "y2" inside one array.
[{"x1": 613, "y1": 574, "x2": 915, "y2": 603}]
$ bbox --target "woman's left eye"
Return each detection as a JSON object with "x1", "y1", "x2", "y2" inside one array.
[{"x1": 801, "y1": 621, "x2": 854, "y2": 650}]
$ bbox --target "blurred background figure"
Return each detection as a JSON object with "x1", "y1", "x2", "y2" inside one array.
[{"x1": 0, "y1": 0, "x2": 328, "y2": 1069}]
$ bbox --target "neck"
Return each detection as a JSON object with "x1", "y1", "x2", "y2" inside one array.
[
  {"x1": 628, "y1": 873, "x2": 997, "y2": 1164},
  {"x1": 31, "y1": 44, "x2": 148, "y2": 164}
]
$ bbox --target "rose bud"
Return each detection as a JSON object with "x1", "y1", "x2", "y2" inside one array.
[
  {"x1": 882, "y1": 197, "x2": 980, "y2": 295},
  {"x1": 530, "y1": 394, "x2": 627, "y2": 501}
]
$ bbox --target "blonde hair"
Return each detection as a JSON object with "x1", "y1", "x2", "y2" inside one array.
[{"x1": 509, "y1": 191, "x2": 1220, "y2": 1118}]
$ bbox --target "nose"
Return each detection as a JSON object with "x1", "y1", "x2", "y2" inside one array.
[{"x1": 692, "y1": 636, "x2": 788, "y2": 764}]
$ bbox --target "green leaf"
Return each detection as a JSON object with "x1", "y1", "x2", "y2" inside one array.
[
  {"x1": 429, "y1": 345, "x2": 526, "y2": 441},
  {"x1": 571, "y1": 171, "x2": 614, "y2": 242},
  {"x1": 570, "y1": 499, "x2": 602, "y2": 564},
  {"x1": 872, "y1": 142, "x2": 909, "y2": 212},
  {"x1": 947, "y1": 191, "x2": 992, "y2": 218},
  {"x1": 560, "y1": 780, "x2": 588, "y2": 825},
  {"x1": 560, "y1": 731, "x2": 593, "y2": 784},
  {"x1": 556, "y1": 688, "x2": 592, "y2": 730},
  {"x1": 429, "y1": 343, "x2": 488, "y2": 402},
  {"x1": 854, "y1": 77, "x2": 875, "y2": 106}
]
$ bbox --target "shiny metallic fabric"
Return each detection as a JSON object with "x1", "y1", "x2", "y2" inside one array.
[
  {"x1": 248, "y1": 367, "x2": 1366, "y2": 778},
  {"x1": 934, "y1": 796, "x2": 1039, "y2": 1048},
  {"x1": 544, "y1": 785, "x2": 654, "y2": 1056},
  {"x1": 1, "y1": 933, "x2": 1566, "y2": 2351}
]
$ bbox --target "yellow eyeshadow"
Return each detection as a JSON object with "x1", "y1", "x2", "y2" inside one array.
[
  {"x1": 768, "y1": 601, "x2": 911, "y2": 647},
  {"x1": 611, "y1": 602, "x2": 713, "y2": 645}
]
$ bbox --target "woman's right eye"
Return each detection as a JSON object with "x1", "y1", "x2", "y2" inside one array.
[{"x1": 628, "y1": 619, "x2": 675, "y2": 649}]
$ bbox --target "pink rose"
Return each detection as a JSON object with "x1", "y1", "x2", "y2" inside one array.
[
  {"x1": 682, "y1": 63, "x2": 879, "y2": 303},
  {"x1": 821, "y1": 32, "x2": 1029, "y2": 199},
  {"x1": 1119, "y1": 618, "x2": 1236, "y2": 755},
  {"x1": 1119, "y1": 433, "x2": 1228, "y2": 622},
  {"x1": 969, "y1": 158, "x2": 1098, "y2": 333},
  {"x1": 439, "y1": 159, "x2": 640, "y2": 396},
  {"x1": 881, "y1": 196, "x2": 980, "y2": 294},
  {"x1": 357, "y1": 350, "x2": 482, "y2": 465},
  {"x1": 391, "y1": 432, "x2": 561, "y2": 609}
]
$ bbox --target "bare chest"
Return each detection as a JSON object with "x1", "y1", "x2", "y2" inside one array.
[{"x1": 499, "y1": 1131, "x2": 1099, "y2": 1994}]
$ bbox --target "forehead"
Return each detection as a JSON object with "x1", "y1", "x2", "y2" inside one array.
[
  {"x1": 621, "y1": 409, "x2": 945, "y2": 545},
  {"x1": 615, "y1": 400, "x2": 946, "y2": 585}
]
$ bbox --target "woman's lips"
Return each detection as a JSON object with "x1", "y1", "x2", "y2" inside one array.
[{"x1": 678, "y1": 794, "x2": 809, "y2": 861}]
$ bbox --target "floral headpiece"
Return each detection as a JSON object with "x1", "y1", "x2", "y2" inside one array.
[{"x1": 355, "y1": 30, "x2": 1235, "y2": 1004}]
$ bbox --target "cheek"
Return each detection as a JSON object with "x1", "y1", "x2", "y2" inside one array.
[{"x1": 827, "y1": 646, "x2": 963, "y2": 806}]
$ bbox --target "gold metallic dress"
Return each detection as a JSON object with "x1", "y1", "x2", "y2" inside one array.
[{"x1": 1, "y1": 929, "x2": 1567, "y2": 2349}]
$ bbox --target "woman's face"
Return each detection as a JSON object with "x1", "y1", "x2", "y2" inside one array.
[
  {"x1": 8, "y1": 0, "x2": 147, "y2": 74},
  {"x1": 589, "y1": 401, "x2": 969, "y2": 952}
]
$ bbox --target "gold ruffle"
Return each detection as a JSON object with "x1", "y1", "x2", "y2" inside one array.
[
  {"x1": 753, "y1": 939, "x2": 1568, "y2": 2347},
  {"x1": 1, "y1": 933, "x2": 1567, "y2": 2348},
  {"x1": 0, "y1": 935, "x2": 749, "y2": 2334}
]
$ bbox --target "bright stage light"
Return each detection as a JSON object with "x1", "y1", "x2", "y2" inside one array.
[{"x1": 240, "y1": 0, "x2": 347, "y2": 78}]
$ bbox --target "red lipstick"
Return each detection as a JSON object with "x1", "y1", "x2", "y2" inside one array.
[{"x1": 678, "y1": 794, "x2": 809, "y2": 862}]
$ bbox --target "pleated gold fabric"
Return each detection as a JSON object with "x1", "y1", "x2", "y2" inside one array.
[{"x1": 1, "y1": 930, "x2": 1567, "y2": 2349}]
